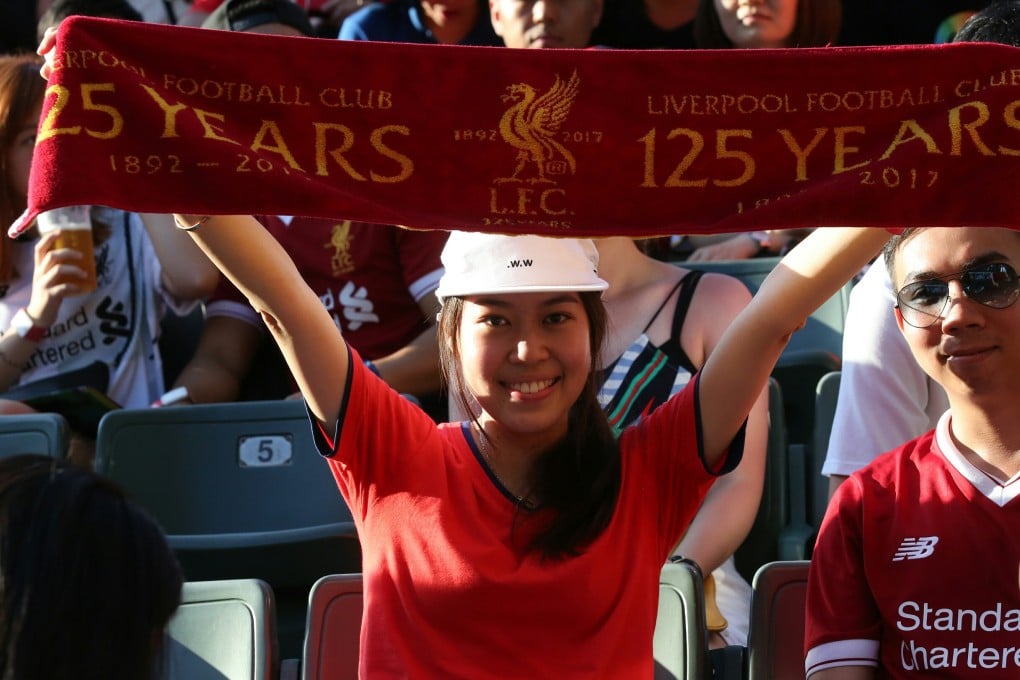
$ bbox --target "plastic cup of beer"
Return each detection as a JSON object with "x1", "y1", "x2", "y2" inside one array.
[{"x1": 36, "y1": 205, "x2": 97, "y2": 295}]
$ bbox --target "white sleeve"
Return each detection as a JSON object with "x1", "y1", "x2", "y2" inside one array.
[
  {"x1": 205, "y1": 299, "x2": 263, "y2": 328},
  {"x1": 821, "y1": 263, "x2": 948, "y2": 477}
]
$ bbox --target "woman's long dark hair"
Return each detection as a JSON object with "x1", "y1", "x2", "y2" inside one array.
[
  {"x1": 0, "y1": 455, "x2": 182, "y2": 680},
  {"x1": 439, "y1": 291, "x2": 621, "y2": 560}
]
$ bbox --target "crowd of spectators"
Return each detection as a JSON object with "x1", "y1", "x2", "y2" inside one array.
[
  {"x1": 1, "y1": 0, "x2": 992, "y2": 59},
  {"x1": 0, "y1": 1, "x2": 1010, "y2": 678}
]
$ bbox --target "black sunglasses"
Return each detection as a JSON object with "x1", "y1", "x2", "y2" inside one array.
[{"x1": 896, "y1": 262, "x2": 1020, "y2": 328}]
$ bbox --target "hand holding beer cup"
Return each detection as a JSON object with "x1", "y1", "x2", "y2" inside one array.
[{"x1": 35, "y1": 205, "x2": 98, "y2": 296}]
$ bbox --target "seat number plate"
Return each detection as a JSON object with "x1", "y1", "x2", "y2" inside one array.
[{"x1": 238, "y1": 435, "x2": 293, "y2": 467}]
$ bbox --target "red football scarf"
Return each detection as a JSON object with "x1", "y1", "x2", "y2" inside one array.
[{"x1": 12, "y1": 16, "x2": 1020, "y2": 237}]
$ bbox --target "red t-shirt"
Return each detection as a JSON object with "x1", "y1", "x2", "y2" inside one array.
[
  {"x1": 311, "y1": 353, "x2": 738, "y2": 677},
  {"x1": 806, "y1": 412, "x2": 1020, "y2": 678},
  {"x1": 206, "y1": 216, "x2": 446, "y2": 360}
]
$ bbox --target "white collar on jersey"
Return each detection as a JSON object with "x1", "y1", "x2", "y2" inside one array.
[{"x1": 937, "y1": 411, "x2": 1020, "y2": 508}]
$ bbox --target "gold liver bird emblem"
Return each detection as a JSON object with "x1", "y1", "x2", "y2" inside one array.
[
  {"x1": 325, "y1": 220, "x2": 354, "y2": 276},
  {"x1": 497, "y1": 70, "x2": 580, "y2": 184}
]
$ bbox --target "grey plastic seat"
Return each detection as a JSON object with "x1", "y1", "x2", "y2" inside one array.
[
  {"x1": 94, "y1": 399, "x2": 360, "y2": 584},
  {"x1": 735, "y1": 378, "x2": 790, "y2": 580},
  {"x1": 654, "y1": 557, "x2": 711, "y2": 680},
  {"x1": 812, "y1": 371, "x2": 842, "y2": 528},
  {"x1": 0, "y1": 412, "x2": 70, "y2": 458},
  {"x1": 774, "y1": 352, "x2": 842, "y2": 560},
  {"x1": 95, "y1": 399, "x2": 361, "y2": 658},
  {"x1": 162, "y1": 579, "x2": 277, "y2": 680}
]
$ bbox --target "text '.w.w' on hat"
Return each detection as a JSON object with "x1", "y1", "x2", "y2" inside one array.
[{"x1": 435, "y1": 232, "x2": 609, "y2": 302}]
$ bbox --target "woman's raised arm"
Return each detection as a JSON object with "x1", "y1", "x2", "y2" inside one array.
[
  {"x1": 697, "y1": 227, "x2": 891, "y2": 466},
  {"x1": 174, "y1": 214, "x2": 349, "y2": 429}
]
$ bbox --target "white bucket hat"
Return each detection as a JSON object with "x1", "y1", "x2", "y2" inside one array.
[{"x1": 435, "y1": 232, "x2": 609, "y2": 302}]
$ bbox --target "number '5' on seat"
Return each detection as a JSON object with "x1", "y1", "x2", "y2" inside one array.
[{"x1": 94, "y1": 399, "x2": 361, "y2": 586}]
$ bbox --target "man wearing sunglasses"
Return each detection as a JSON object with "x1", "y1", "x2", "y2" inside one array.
[{"x1": 804, "y1": 227, "x2": 1020, "y2": 680}]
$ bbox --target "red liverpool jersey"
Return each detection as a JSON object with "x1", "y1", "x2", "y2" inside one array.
[
  {"x1": 206, "y1": 215, "x2": 446, "y2": 360},
  {"x1": 806, "y1": 412, "x2": 1020, "y2": 678}
]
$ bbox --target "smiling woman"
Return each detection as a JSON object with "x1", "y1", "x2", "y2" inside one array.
[
  {"x1": 442, "y1": 291, "x2": 609, "y2": 515},
  {"x1": 436, "y1": 234, "x2": 615, "y2": 543},
  {"x1": 177, "y1": 204, "x2": 889, "y2": 676}
]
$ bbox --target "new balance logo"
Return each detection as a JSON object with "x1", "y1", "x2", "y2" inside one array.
[
  {"x1": 507, "y1": 259, "x2": 534, "y2": 268},
  {"x1": 893, "y1": 536, "x2": 939, "y2": 562}
]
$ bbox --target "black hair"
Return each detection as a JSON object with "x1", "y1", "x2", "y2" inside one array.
[
  {"x1": 0, "y1": 454, "x2": 182, "y2": 680},
  {"x1": 694, "y1": 0, "x2": 842, "y2": 48},
  {"x1": 954, "y1": 1, "x2": 1020, "y2": 46},
  {"x1": 883, "y1": 228, "x2": 1020, "y2": 285},
  {"x1": 438, "y1": 291, "x2": 621, "y2": 559},
  {"x1": 881, "y1": 228, "x2": 921, "y2": 282},
  {"x1": 38, "y1": 0, "x2": 143, "y2": 41}
]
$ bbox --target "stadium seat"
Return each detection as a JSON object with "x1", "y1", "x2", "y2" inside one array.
[
  {"x1": 746, "y1": 560, "x2": 810, "y2": 680},
  {"x1": 162, "y1": 578, "x2": 277, "y2": 680},
  {"x1": 772, "y1": 349, "x2": 842, "y2": 448},
  {"x1": 297, "y1": 573, "x2": 363, "y2": 680},
  {"x1": 94, "y1": 399, "x2": 360, "y2": 583},
  {"x1": 654, "y1": 557, "x2": 711, "y2": 680},
  {"x1": 812, "y1": 371, "x2": 841, "y2": 528},
  {"x1": 778, "y1": 439, "x2": 815, "y2": 562},
  {"x1": 771, "y1": 350, "x2": 842, "y2": 562},
  {"x1": 0, "y1": 412, "x2": 69, "y2": 458},
  {"x1": 735, "y1": 378, "x2": 788, "y2": 581},
  {"x1": 94, "y1": 399, "x2": 361, "y2": 657}
]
